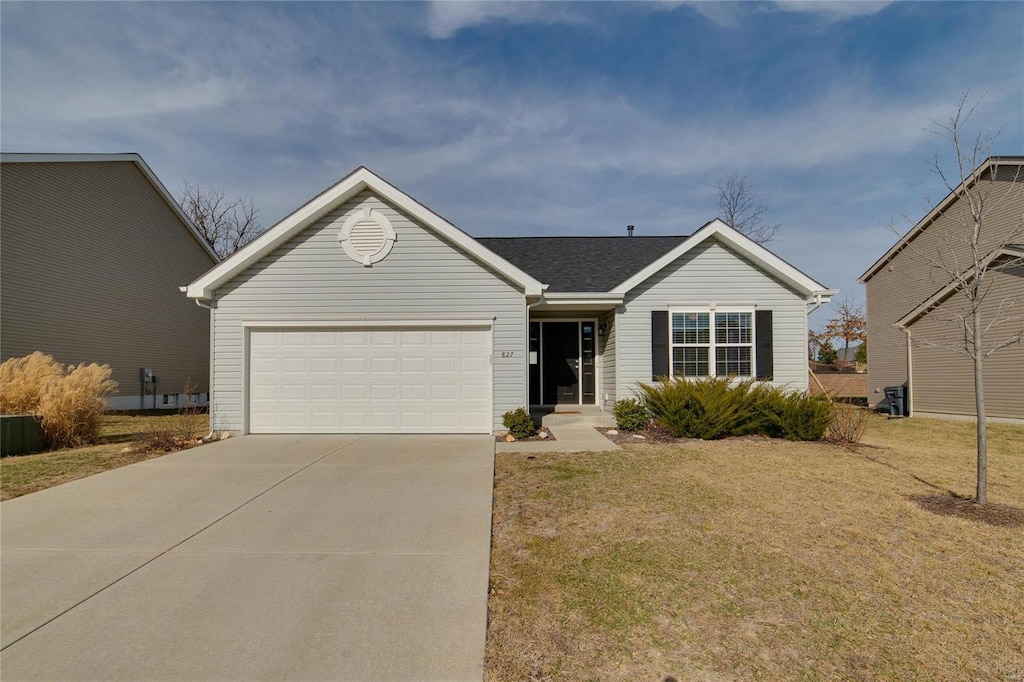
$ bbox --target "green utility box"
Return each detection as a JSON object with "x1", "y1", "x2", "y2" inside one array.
[{"x1": 1, "y1": 415, "x2": 45, "y2": 456}]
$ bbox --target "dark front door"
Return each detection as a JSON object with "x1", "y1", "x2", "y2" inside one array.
[{"x1": 542, "y1": 322, "x2": 580, "y2": 405}]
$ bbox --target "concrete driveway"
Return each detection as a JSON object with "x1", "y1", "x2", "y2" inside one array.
[{"x1": 1, "y1": 435, "x2": 495, "y2": 681}]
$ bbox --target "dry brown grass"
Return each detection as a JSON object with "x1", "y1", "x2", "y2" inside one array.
[
  {"x1": 486, "y1": 413, "x2": 1024, "y2": 681},
  {"x1": 1, "y1": 412, "x2": 208, "y2": 500}
]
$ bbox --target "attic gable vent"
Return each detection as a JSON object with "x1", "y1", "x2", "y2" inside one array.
[{"x1": 338, "y1": 207, "x2": 396, "y2": 266}]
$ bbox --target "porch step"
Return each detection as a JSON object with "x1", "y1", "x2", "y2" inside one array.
[{"x1": 533, "y1": 406, "x2": 616, "y2": 428}]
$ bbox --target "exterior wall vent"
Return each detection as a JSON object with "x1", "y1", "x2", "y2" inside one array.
[{"x1": 338, "y1": 207, "x2": 397, "y2": 266}]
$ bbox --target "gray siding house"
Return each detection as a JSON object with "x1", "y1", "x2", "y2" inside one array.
[
  {"x1": 186, "y1": 167, "x2": 835, "y2": 434},
  {"x1": 1, "y1": 154, "x2": 219, "y2": 409},
  {"x1": 860, "y1": 157, "x2": 1023, "y2": 421}
]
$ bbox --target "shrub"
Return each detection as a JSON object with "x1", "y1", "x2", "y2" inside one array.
[
  {"x1": 826, "y1": 402, "x2": 870, "y2": 444},
  {"x1": 502, "y1": 407, "x2": 536, "y2": 439},
  {"x1": 0, "y1": 351, "x2": 64, "y2": 414},
  {"x1": 759, "y1": 390, "x2": 833, "y2": 441},
  {"x1": 638, "y1": 377, "x2": 761, "y2": 440},
  {"x1": 612, "y1": 398, "x2": 650, "y2": 431},
  {"x1": 38, "y1": 363, "x2": 118, "y2": 448},
  {"x1": 637, "y1": 377, "x2": 834, "y2": 442}
]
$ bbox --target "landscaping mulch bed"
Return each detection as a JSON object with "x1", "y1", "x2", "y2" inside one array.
[
  {"x1": 596, "y1": 423, "x2": 689, "y2": 445},
  {"x1": 495, "y1": 426, "x2": 555, "y2": 443},
  {"x1": 910, "y1": 492, "x2": 1024, "y2": 527}
]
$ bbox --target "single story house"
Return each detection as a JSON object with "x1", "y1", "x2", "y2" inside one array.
[
  {"x1": 185, "y1": 167, "x2": 835, "y2": 434},
  {"x1": 1, "y1": 153, "x2": 218, "y2": 410}
]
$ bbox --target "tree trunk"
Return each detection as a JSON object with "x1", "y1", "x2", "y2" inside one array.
[{"x1": 973, "y1": 311, "x2": 987, "y2": 504}]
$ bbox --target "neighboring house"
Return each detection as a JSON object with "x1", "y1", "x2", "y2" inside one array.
[
  {"x1": 1, "y1": 153, "x2": 219, "y2": 410},
  {"x1": 859, "y1": 156, "x2": 1024, "y2": 421},
  {"x1": 185, "y1": 167, "x2": 835, "y2": 434}
]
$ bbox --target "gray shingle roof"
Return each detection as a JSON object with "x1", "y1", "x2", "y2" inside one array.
[{"x1": 477, "y1": 235, "x2": 689, "y2": 292}]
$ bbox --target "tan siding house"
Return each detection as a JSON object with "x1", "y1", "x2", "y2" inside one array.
[
  {"x1": 860, "y1": 157, "x2": 1024, "y2": 421},
  {"x1": 1, "y1": 154, "x2": 218, "y2": 409}
]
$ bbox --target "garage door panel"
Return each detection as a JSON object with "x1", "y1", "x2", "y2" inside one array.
[{"x1": 249, "y1": 327, "x2": 492, "y2": 434}]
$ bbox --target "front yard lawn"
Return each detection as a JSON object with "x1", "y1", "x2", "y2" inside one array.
[
  {"x1": 486, "y1": 413, "x2": 1024, "y2": 680},
  {"x1": 1, "y1": 412, "x2": 208, "y2": 500}
]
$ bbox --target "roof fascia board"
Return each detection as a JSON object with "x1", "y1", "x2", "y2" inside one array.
[
  {"x1": 611, "y1": 219, "x2": 831, "y2": 297},
  {"x1": 186, "y1": 167, "x2": 543, "y2": 299},
  {"x1": 2, "y1": 152, "x2": 220, "y2": 264},
  {"x1": 859, "y1": 156, "x2": 1024, "y2": 283},
  {"x1": 895, "y1": 245, "x2": 1024, "y2": 328}
]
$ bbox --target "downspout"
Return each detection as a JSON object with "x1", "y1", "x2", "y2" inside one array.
[
  {"x1": 180, "y1": 287, "x2": 216, "y2": 438},
  {"x1": 903, "y1": 327, "x2": 913, "y2": 417}
]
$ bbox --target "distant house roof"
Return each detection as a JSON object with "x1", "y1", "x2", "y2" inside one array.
[
  {"x1": 859, "y1": 156, "x2": 1024, "y2": 283},
  {"x1": 477, "y1": 235, "x2": 688, "y2": 292}
]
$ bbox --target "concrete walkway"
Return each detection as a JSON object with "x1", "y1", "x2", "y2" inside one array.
[
  {"x1": 1, "y1": 435, "x2": 494, "y2": 681},
  {"x1": 495, "y1": 424, "x2": 620, "y2": 453}
]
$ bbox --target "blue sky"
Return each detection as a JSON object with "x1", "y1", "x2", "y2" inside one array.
[{"x1": 3, "y1": 1, "x2": 1022, "y2": 328}]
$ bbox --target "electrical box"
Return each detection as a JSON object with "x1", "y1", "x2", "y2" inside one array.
[{"x1": 141, "y1": 368, "x2": 153, "y2": 383}]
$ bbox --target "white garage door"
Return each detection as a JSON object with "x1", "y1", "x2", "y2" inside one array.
[{"x1": 248, "y1": 326, "x2": 492, "y2": 434}]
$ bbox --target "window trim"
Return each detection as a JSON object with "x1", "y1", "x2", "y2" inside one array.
[{"x1": 668, "y1": 307, "x2": 756, "y2": 378}]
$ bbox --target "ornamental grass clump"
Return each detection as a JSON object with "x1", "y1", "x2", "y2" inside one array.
[
  {"x1": 0, "y1": 351, "x2": 64, "y2": 415},
  {"x1": 0, "y1": 352, "x2": 117, "y2": 449}
]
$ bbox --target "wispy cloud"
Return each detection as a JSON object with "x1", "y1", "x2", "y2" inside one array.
[
  {"x1": 425, "y1": 1, "x2": 589, "y2": 39},
  {"x1": 1, "y1": 1, "x2": 1021, "y2": 318}
]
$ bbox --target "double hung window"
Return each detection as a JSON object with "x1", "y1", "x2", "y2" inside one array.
[{"x1": 670, "y1": 310, "x2": 753, "y2": 378}]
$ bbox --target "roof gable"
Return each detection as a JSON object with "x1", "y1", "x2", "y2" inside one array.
[
  {"x1": 186, "y1": 167, "x2": 543, "y2": 299},
  {"x1": 860, "y1": 156, "x2": 1024, "y2": 284},
  {"x1": 612, "y1": 219, "x2": 835, "y2": 299},
  {"x1": 0, "y1": 153, "x2": 219, "y2": 264}
]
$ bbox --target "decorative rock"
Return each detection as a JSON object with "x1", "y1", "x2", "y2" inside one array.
[
  {"x1": 632, "y1": 434, "x2": 646, "y2": 440},
  {"x1": 496, "y1": 431, "x2": 508, "y2": 438},
  {"x1": 606, "y1": 429, "x2": 619, "y2": 436},
  {"x1": 505, "y1": 434, "x2": 516, "y2": 442},
  {"x1": 538, "y1": 431, "x2": 549, "y2": 439}
]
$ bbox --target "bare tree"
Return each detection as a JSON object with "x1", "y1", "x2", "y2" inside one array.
[
  {"x1": 824, "y1": 294, "x2": 867, "y2": 360},
  {"x1": 893, "y1": 94, "x2": 1024, "y2": 504},
  {"x1": 716, "y1": 174, "x2": 782, "y2": 245},
  {"x1": 178, "y1": 182, "x2": 262, "y2": 259}
]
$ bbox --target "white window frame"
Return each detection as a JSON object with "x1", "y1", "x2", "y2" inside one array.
[{"x1": 669, "y1": 307, "x2": 755, "y2": 379}]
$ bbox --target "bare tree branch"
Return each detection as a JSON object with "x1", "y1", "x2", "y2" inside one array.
[
  {"x1": 178, "y1": 181, "x2": 263, "y2": 259},
  {"x1": 716, "y1": 174, "x2": 782, "y2": 245}
]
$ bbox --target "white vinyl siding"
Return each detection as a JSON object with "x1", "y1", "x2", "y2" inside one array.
[
  {"x1": 210, "y1": 191, "x2": 526, "y2": 433},
  {"x1": 616, "y1": 238, "x2": 809, "y2": 397}
]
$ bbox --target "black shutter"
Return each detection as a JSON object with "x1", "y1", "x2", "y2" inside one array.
[
  {"x1": 652, "y1": 310, "x2": 669, "y2": 380},
  {"x1": 755, "y1": 310, "x2": 774, "y2": 380}
]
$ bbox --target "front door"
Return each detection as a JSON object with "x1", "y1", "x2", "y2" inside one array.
[
  {"x1": 534, "y1": 321, "x2": 597, "y2": 406},
  {"x1": 542, "y1": 322, "x2": 580, "y2": 405}
]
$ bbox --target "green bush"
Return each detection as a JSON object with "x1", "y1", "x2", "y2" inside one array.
[
  {"x1": 502, "y1": 407, "x2": 536, "y2": 439},
  {"x1": 638, "y1": 377, "x2": 761, "y2": 440},
  {"x1": 758, "y1": 390, "x2": 833, "y2": 441},
  {"x1": 612, "y1": 398, "x2": 650, "y2": 431},
  {"x1": 636, "y1": 377, "x2": 832, "y2": 441},
  {"x1": 854, "y1": 342, "x2": 867, "y2": 364}
]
